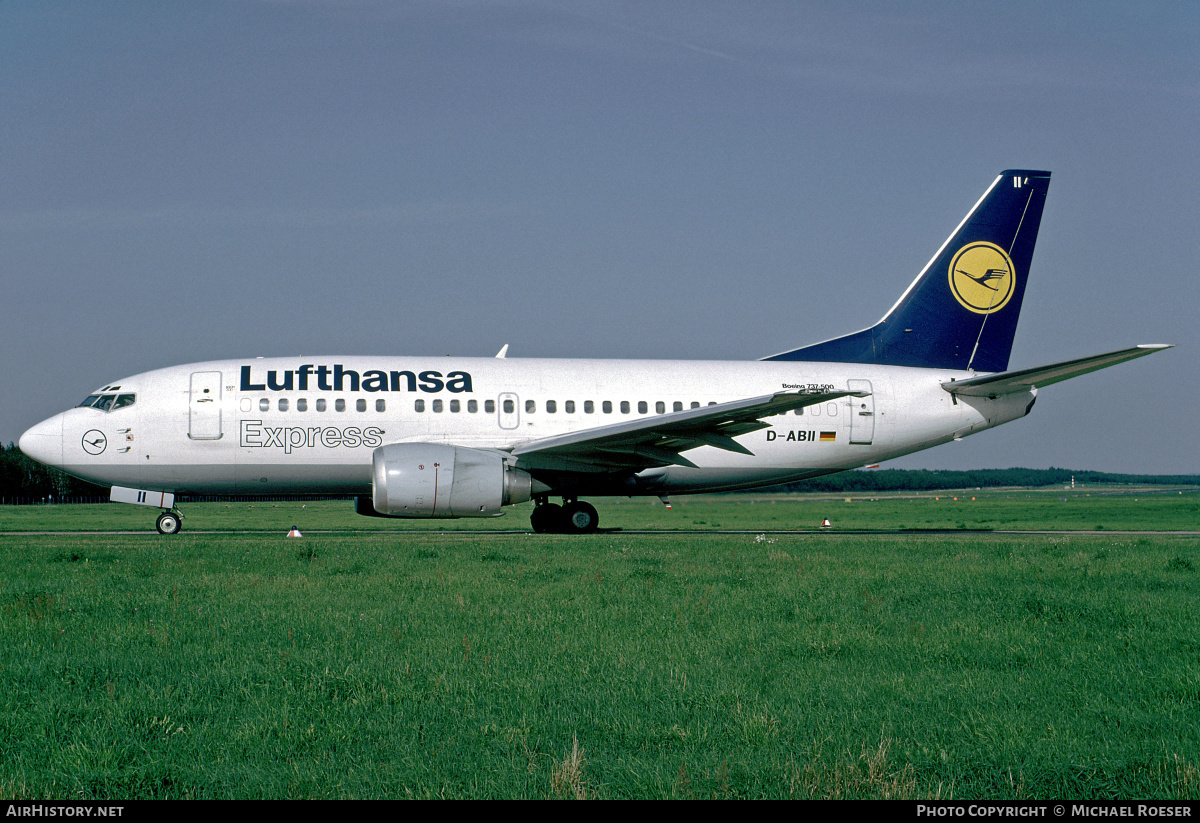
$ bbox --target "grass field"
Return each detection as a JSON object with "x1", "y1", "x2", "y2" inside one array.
[
  {"x1": 2, "y1": 484, "x2": 1198, "y2": 534},
  {"x1": 1, "y1": 489, "x2": 1198, "y2": 798}
]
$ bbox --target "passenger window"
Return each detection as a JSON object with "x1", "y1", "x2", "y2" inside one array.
[
  {"x1": 655, "y1": 401, "x2": 665, "y2": 414},
  {"x1": 620, "y1": 401, "x2": 630, "y2": 414},
  {"x1": 691, "y1": 402, "x2": 700, "y2": 409},
  {"x1": 278, "y1": 398, "x2": 289, "y2": 412},
  {"x1": 336, "y1": 399, "x2": 346, "y2": 412},
  {"x1": 673, "y1": 402, "x2": 682, "y2": 412},
  {"x1": 450, "y1": 399, "x2": 460, "y2": 413},
  {"x1": 584, "y1": 401, "x2": 594, "y2": 414},
  {"x1": 356, "y1": 399, "x2": 366, "y2": 412},
  {"x1": 415, "y1": 399, "x2": 425, "y2": 412},
  {"x1": 525, "y1": 399, "x2": 535, "y2": 413},
  {"x1": 316, "y1": 399, "x2": 327, "y2": 412},
  {"x1": 503, "y1": 399, "x2": 514, "y2": 414},
  {"x1": 602, "y1": 401, "x2": 612, "y2": 414},
  {"x1": 297, "y1": 398, "x2": 308, "y2": 412},
  {"x1": 486, "y1": 400, "x2": 496, "y2": 413},
  {"x1": 794, "y1": 407, "x2": 803, "y2": 416},
  {"x1": 546, "y1": 400, "x2": 557, "y2": 413},
  {"x1": 376, "y1": 399, "x2": 386, "y2": 412},
  {"x1": 433, "y1": 399, "x2": 443, "y2": 412},
  {"x1": 565, "y1": 400, "x2": 575, "y2": 413},
  {"x1": 259, "y1": 398, "x2": 270, "y2": 411},
  {"x1": 468, "y1": 399, "x2": 478, "y2": 413},
  {"x1": 637, "y1": 401, "x2": 647, "y2": 414}
]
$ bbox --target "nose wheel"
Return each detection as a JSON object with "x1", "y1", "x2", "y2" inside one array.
[
  {"x1": 530, "y1": 498, "x2": 598, "y2": 534},
  {"x1": 155, "y1": 510, "x2": 183, "y2": 535}
]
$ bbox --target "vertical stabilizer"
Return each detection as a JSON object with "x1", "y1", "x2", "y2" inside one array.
[{"x1": 764, "y1": 170, "x2": 1051, "y2": 372}]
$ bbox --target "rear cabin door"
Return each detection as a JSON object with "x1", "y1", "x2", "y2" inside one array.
[
  {"x1": 847, "y1": 379, "x2": 875, "y2": 445},
  {"x1": 188, "y1": 371, "x2": 223, "y2": 440}
]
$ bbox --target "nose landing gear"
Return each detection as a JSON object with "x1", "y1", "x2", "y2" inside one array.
[
  {"x1": 530, "y1": 497, "x2": 598, "y2": 534},
  {"x1": 155, "y1": 509, "x2": 183, "y2": 535}
]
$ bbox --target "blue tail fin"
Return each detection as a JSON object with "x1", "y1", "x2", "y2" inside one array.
[{"x1": 764, "y1": 169, "x2": 1051, "y2": 372}]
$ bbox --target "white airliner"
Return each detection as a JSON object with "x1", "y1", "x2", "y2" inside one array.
[{"x1": 19, "y1": 170, "x2": 1170, "y2": 534}]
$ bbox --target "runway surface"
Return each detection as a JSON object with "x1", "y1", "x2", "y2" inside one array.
[{"x1": 5, "y1": 529, "x2": 1200, "y2": 537}]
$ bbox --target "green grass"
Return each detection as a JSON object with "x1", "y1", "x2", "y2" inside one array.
[
  {"x1": 1, "y1": 485, "x2": 1197, "y2": 534},
  {"x1": 1, "y1": 492, "x2": 1198, "y2": 798}
]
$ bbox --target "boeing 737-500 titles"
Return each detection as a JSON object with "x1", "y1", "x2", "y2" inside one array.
[{"x1": 19, "y1": 170, "x2": 1170, "y2": 533}]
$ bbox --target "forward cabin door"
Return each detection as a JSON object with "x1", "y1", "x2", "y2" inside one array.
[
  {"x1": 188, "y1": 371, "x2": 223, "y2": 440},
  {"x1": 847, "y1": 379, "x2": 875, "y2": 445}
]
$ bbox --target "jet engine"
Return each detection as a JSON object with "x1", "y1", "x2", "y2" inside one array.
[{"x1": 368, "y1": 443, "x2": 533, "y2": 517}]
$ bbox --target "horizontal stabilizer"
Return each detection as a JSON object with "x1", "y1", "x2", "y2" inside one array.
[{"x1": 942, "y1": 344, "x2": 1172, "y2": 397}]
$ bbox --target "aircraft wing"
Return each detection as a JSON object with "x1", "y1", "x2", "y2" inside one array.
[
  {"x1": 942, "y1": 344, "x2": 1171, "y2": 397},
  {"x1": 509, "y1": 389, "x2": 864, "y2": 471}
]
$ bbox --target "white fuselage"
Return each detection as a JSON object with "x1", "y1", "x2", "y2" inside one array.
[{"x1": 21, "y1": 355, "x2": 1034, "y2": 498}]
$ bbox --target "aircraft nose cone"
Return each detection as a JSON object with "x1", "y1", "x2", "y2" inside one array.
[{"x1": 19, "y1": 415, "x2": 64, "y2": 468}]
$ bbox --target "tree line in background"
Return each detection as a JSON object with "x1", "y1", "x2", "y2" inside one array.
[
  {"x1": 1, "y1": 443, "x2": 107, "y2": 502},
  {"x1": 2, "y1": 442, "x2": 1197, "y2": 504},
  {"x1": 758, "y1": 467, "x2": 1200, "y2": 494}
]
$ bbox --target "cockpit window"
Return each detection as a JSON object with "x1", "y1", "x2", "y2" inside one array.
[{"x1": 78, "y1": 392, "x2": 136, "y2": 412}]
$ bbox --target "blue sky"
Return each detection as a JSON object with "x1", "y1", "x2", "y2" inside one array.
[{"x1": 2, "y1": 1, "x2": 1196, "y2": 473}]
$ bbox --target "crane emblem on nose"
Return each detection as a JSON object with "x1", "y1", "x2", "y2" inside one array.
[{"x1": 82, "y1": 430, "x2": 108, "y2": 455}]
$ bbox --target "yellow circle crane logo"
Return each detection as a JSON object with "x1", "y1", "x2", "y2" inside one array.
[{"x1": 948, "y1": 241, "x2": 1016, "y2": 314}]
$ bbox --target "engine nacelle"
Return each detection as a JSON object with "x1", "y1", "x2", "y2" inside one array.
[{"x1": 370, "y1": 443, "x2": 532, "y2": 518}]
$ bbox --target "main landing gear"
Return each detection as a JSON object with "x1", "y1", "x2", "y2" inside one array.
[
  {"x1": 155, "y1": 509, "x2": 183, "y2": 535},
  {"x1": 530, "y1": 497, "x2": 599, "y2": 534}
]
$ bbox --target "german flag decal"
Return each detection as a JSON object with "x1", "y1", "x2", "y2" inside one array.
[{"x1": 820, "y1": 431, "x2": 836, "y2": 442}]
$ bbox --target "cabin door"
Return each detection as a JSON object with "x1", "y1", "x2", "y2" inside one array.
[
  {"x1": 188, "y1": 371, "x2": 223, "y2": 440},
  {"x1": 847, "y1": 379, "x2": 875, "y2": 445}
]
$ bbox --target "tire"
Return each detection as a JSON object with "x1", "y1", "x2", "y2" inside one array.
[
  {"x1": 561, "y1": 501, "x2": 599, "y2": 534},
  {"x1": 530, "y1": 503, "x2": 563, "y2": 534},
  {"x1": 156, "y1": 511, "x2": 182, "y2": 535}
]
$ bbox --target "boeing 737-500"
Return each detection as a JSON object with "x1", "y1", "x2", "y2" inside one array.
[{"x1": 19, "y1": 170, "x2": 1170, "y2": 533}]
